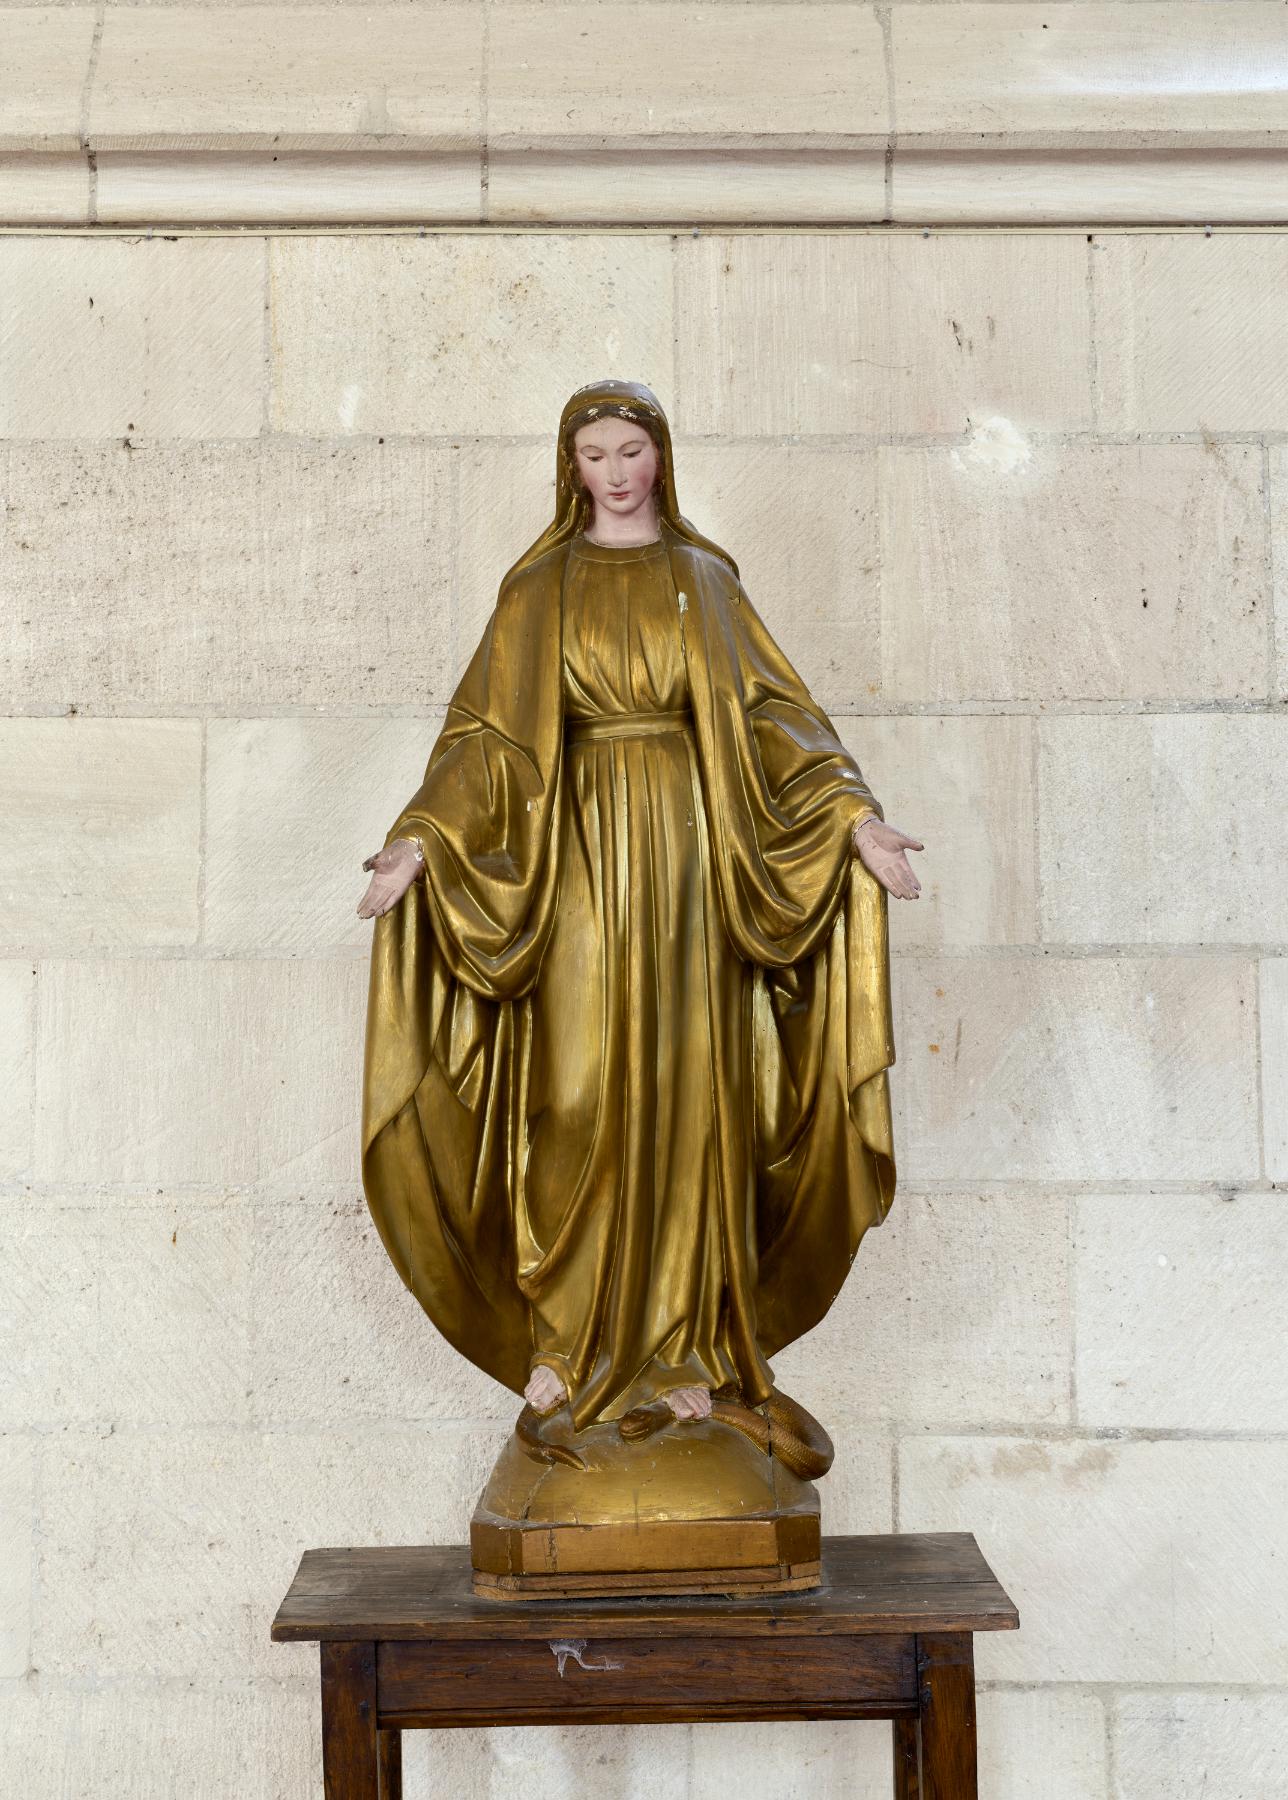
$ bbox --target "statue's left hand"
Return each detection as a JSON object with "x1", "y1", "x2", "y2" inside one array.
[{"x1": 852, "y1": 816, "x2": 924, "y2": 899}]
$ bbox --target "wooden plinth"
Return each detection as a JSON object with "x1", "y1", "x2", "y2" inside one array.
[
  {"x1": 473, "y1": 1557, "x2": 822, "y2": 1601},
  {"x1": 472, "y1": 1496, "x2": 820, "y2": 1599},
  {"x1": 272, "y1": 1534, "x2": 1020, "y2": 1799}
]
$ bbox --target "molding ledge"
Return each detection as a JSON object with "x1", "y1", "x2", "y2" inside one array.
[{"x1": 3, "y1": 5, "x2": 1288, "y2": 228}]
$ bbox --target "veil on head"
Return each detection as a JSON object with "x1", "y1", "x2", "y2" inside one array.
[{"x1": 499, "y1": 378, "x2": 739, "y2": 588}]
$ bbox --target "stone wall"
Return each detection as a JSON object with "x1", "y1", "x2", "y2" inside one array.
[{"x1": 3, "y1": 10, "x2": 1287, "y2": 1797}]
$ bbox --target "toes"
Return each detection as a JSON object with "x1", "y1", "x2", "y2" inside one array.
[{"x1": 665, "y1": 1387, "x2": 712, "y2": 1420}]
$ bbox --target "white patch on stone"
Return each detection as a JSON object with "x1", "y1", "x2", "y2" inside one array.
[
  {"x1": 338, "y1": 384, "x2": 362, "y2": 431},
  {"x1": 677, "y1": 590, "x2": 687, "y2": 613},
  {"x1": 951, "y1": 415, "x2": 1032, "y2": 475}
]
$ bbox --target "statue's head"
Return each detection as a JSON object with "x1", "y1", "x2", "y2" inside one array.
[
  {"x1": 566, "y1": 404, "x2": 664, "y2": 529},
  {"x1": 499, "y1": 377, "x2": 738, "y2": 586},
  {"x1": 558, "y1": 379, "x2": 671, "y2": 523}
]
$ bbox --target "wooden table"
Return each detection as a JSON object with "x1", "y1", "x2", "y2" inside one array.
[{"x1": 271, "y1": 1532, "x2": 1019, "y2": 1799}]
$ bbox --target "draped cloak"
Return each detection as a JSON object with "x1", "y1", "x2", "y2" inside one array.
[{"x1": 360, "y1": 521, "x2": 896, "y2": 1425}]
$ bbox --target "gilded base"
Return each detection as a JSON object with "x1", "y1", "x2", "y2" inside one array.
[{"x1": 470, "y1": 1415, "x2": 822, "y2": 1600}]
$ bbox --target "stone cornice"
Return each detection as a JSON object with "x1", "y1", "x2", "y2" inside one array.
[{"x1": 2, "y1": 4, "x2": 1288, "y2": 227}]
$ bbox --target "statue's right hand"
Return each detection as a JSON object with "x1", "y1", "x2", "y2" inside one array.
[{"x1": 356, "y1": 838, "x2": 423, "y2": 919}]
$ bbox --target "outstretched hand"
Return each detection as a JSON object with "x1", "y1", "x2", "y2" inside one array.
[
  {"x1": 852, "y1": 817, "x2": 925, "y2": 900},
  {"x1": 356, "y1": 839, "x2": 423, "y2": 919}
]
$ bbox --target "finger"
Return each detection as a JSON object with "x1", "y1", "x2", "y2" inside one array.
[{"x1": 896, "y1": 833, "x2": 925, "y2": 851}]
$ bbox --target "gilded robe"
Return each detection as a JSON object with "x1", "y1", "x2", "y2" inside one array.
[{"x1": 361, "y1": 520, "x2": 896, "y2": 1428}]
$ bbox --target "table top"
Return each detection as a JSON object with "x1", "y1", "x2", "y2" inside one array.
[{"x1": 272, "y1": 1532, "x2": 1019, "y2": 1643}]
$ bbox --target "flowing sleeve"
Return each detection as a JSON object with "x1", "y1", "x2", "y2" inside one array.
[
  {"x1": 380, "y1": 569, "x2": 565, "y2": 1002},
  {"x1": 686, "y1": 567, "x2": 884, "y2": 968},
  {"x1": 683, "y1": 555, "x2": 896, "y2": 1360},
  {"x1": 359, "y1": 560, "x2": 565, "y2": 1396}
]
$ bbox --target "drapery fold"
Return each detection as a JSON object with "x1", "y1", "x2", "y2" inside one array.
[{"x1": 361, "y1": 525, "x2": 896, "y2": 1407}]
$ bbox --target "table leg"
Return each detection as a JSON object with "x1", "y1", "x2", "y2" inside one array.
[
  {"x1": 916, "y1": 1633, "x2": 977, "y2": 1800},
  {"x1": 892, "y1": 1714, "x2": 921, "y2": 1797},
  {"x1": 378, "y1": 1728, "x2": 402, "y2": 1800},
  {"x1": 320, "y1": 1641, "x2": 379, "y2": 1800}
]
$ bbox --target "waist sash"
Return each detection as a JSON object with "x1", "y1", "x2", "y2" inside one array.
[{"x1": 566, "y1": 708, "x2": 693, "y2": 743}]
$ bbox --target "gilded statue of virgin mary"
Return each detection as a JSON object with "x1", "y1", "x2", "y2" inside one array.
[{"x1": 358, "y1": 378, "x2": 923, "y2": 1596}]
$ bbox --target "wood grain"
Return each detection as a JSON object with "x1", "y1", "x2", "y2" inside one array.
[
  {"x1": 377, "y1": 1729, "x2": 400, "y2": 1800},
  {"x1": 377, "y1": 1633, "x2": 916, "y2": 1725},
  {"x1": 919, "y1": 1633, "x2": 977, "y2": 1800},
  {"x1": 893, "y1": 1712, "x2": 921, "y2": 1798},
  {"x1": 272, "y1": 1534, "x2": 1020, "y2": 1644},
  {"x1": 320, "y1": 1641, "x2": 378, "y2": 1800}
]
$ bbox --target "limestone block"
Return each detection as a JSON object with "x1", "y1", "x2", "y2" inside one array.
[
  {"x1": 0, "y1": 239, "x2": 263, "y2": 438},
  {"x1": 36, "y1": 1428, "x2": 258, "y2": 1679},
  {"x1": 879, "y1": 441, "x2": 1266, "y2": 704},
  {"x1": 1074, "y1": 1193, "x2": 1288, "y2": 1432},
  {"x1": 34, "y1": 959, "x2": 365, "y2": 1188},
  {"x1": 89, "y1": 8, "x2": 483, "y2": 147},
  {"x1": 816, "y1": 1430, "x2": 893, "y2": 1536},
  {"x1": 979, "y1": 1688, "x2": 1107, "y2": 1800},
  {"x1": 205, "y1": 717, "x2": 440, "y2": 954},
  {"x1": 0, "y1": 1199, "x2": 100, "y2": 1429},
  {"x1": 0, "y1": 719, "x2": 200, "y2": 952},
  {"x1": 893, "y1": 5, "x2": 1288, "y2": 137},
  {"x1": 0, "y1": 1682, "x2": 318, "y2": 1800},
  {"x1": 899, "y1": 1435, "x2": 1288, "y2": 1681},
  {"x1": 0, "y1": 150, "x2": 88, "y2": 224},
  {"x1": 1268, "y1": 448, "x2": 1288, "y2": 705},
  {"x1": 0, "y1": 10, "x2": 96, "y2": 150},
  {"x1": 0, "y1": 441, "x2": 454, "y2": 709},
  {"x1": 488, "y1": 5, "x2": 887, "y2": 145},
  {"x1": 407, "y1": 1721, "x2": 692, "y2": 1800},
  {"x1": 251, "y1": 1197, "x2": 513, "y2": 1423},
  {"x1": 773, "y1": 1193, "x2": 1071, "y2": 1428},
  {"x1": 675, "y1": 232, "x2": 1092, "y2": 436},
  {"x1": 268, "y1": 234, "x2": 674, "y2": 436},
  {"x1": 0, "y1": 964, "x2": 35, "y2": 1181},
  {"x1": 97, "y1": 149, "x2": 483, "y2": 226},
  {"x1": 837, "y1": 715, "x2": 1037, "y2": 949},
  {"x1": 689, "y1": 1718, "x2": 890, "y2": 1798},
  {"x1": 455, "y1": 440, "x2": 561, "y2": 663},
  {"x1": 0, "y1": 1202, "x2": 250, "y2": 1425},
  {"x1": 1095, "y1": 234, "x2": 1288, "y2": 432},
  {"x1": 1113, "y1": 1692, "x2": 1288, "y2": 1800},
  {"x1": 1041, "y1": 717, "x2": 1287, "y2": 945},
  {"x1": 1261, "y1": 959, "x2": 1288, "y2": 1180},
  {"x1": 98, "y1": 1200, "x2": 253, "y2": 1427},
  {"x1": 666, "y1": 440, "x2": 881, "y2": 713},
  {"x1": 893, "y1": 956, "x2": 1259, "y2": 1184},
  {"x1": 489, "y1": 146, "x2": 887, "y2": 226},
  {"x1": 894, "y1": 147, "x2": 1288, "y2": 228},
  {"x1": 0, "y1": 1437, "x2": 33, "y2": 1677}
]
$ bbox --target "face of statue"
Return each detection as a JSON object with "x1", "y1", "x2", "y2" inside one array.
[{"x1": 571, "y1": 417, "x2": 660, "y2": 528}]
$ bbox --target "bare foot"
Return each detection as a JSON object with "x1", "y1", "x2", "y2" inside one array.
[
  {"x1": 665, "y1": 1385, "x2": 712, "y2": 1421},
  {"x1": 524, "y1": 1364, "x2": 567, "y2": 1415}
]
